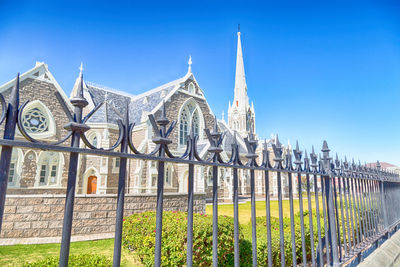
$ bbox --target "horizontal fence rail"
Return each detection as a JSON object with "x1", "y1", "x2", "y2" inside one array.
[{"x1": 0, "y1": 74, "x2": 400, "y2": 267}]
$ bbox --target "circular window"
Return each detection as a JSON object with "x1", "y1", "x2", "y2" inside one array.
[{"x1": 22, "y1": 107, "x2": 49, "y2": 133}]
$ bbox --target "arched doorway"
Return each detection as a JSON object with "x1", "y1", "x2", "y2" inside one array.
[{"x1": 87, "y1": 176, "x2": 97, "y2": 194}]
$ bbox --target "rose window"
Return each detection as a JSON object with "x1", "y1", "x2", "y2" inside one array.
[{"x1": 22, "y1": 107, "x2": 49, "y2": 133}]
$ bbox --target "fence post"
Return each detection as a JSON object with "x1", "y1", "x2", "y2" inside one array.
[
  {"x1": 112, "y1": 104, "x2": 130, "y2": 267},
  {"x1": 377, "y1": 162, "x2": 388, "y2": 229},
  {"x1": 205, "y1": 117, "x2": 224, "y2": 267},
  {"x1": 59, "y1": 70, "x2": 89, "y2": 267},
  {"x1": 0, "y1": 74, "x2": 19, "y2": 233},
  {"x1": 321, "y1": 141, "x2": 341, "y2": 267}
]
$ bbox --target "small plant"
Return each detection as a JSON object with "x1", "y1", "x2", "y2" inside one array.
[{"x1": 22, "y1": 254, "x2": 112, "y2": 267}]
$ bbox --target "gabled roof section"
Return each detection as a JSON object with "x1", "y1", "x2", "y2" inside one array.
[
  {"x1": 0, "y1": 62, "x2": 73, "y2": 110},
  {"x1": 217, "y1": 119, "x2": 247, "y2": 154},
  {"x1": 86, "y1": 71, "x2": 194, "y2": 125}
]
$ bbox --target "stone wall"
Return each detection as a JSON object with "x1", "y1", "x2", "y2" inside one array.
[{"x1": 0, "y1": 193, "x2": 206, "y2": 239}]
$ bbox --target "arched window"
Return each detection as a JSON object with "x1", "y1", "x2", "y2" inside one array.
[
  {"x1": 7, "y1": 148, "x2": 22, "y2": 186},
  {"x1": 179, "y1": 110, "x2": 189, "y2": 145},
  {"x1": 20, "y1": 100, "x2": 56, "y2": 139},
  {"x1": 192, "y1": 111, "x2": 199, "y2": 137},
  {"x1": 207, "y1": 167, "x2": 213, "y2": 186},
  {"x1": 92, "y1": 136, "x2": 98, "y2": 147},
  {"x1": 165, "y1": 164, "x2": 172, "y2": 187},
  {"x1": 37, "y1": 152, "x2": 61, "y2": 186},
  {"x1": 188, "y1": 83, "x2": 195, "y2": 94}
]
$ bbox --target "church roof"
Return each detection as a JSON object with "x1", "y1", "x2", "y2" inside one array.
[
  {"x1": 217, "y1": 120, "x2": 247, "y2": 154},
  {"x1": 85, "y1": 73, "x2": 190, "y2": 125}
]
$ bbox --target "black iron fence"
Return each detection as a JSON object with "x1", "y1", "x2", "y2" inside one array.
[{"x1": 0, "y1": 74, "x2": 400, "y2": 267}]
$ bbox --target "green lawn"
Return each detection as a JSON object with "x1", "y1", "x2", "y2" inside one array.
[
  {"x1": 0, "y1": 238, "x2": 141, "y2": 267},
  {"x1": 206, "y1": 198, "x2": 321, "y2": 224}
]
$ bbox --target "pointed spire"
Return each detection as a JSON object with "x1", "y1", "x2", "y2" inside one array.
[
  {"x1": 187, "y1": 55, "x2": 192, "y2": 73},
  {"x1": 79, "y1": 62, "x2": 84, "y2": 77},
  {"x1": 221, "y1": 110, "x2": 225, "y2": 121},
  {"x1": 234, "y1": 26, "x2": 247, "y2": 109}
]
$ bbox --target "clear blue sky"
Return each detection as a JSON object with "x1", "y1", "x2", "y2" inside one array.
[{"x1": 1, "y1": 1, "x2": 400, "y2": 165}]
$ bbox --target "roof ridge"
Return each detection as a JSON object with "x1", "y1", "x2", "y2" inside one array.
[{"x1": 85, "y1": 81, "x2": 136, "y2": 99}]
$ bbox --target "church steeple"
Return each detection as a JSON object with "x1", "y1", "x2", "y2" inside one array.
[
  {"x1": 234, "y1": 25, "x2": 248, "y2": 109},
  {"x1": 227, "y1": 26, "x2": 256, "y2": 138}
]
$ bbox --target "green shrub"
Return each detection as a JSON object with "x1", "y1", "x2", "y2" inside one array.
[
  {"x1": 122, "y1": 211, "x2": 249, "y2": 267},
  {"x1": 243, "y1": 211, "x2": 325, "y2": 267},
  {"x1": 22, "y1": 254, "x2": 112, "y2": 267}
]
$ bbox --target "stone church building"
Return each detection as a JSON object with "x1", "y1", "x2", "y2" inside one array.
[{"x1": 1, "y1": 30, "x2": 290, "y2": 201}]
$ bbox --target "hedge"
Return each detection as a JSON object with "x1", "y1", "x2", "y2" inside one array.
[
  {"x1": 22, "y1": 254, "x2": 112, "y2": 267},
  {"x1": 122, "y1": 211, "x2": 249, "y2": 266},
  {"x1": 122, "y1": 210, "x2": 331, "y2": 267}
]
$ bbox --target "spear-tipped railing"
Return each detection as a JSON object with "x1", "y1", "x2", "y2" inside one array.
[{"x1": 0, "y1": 74, "x2": 399, "y2": 267}]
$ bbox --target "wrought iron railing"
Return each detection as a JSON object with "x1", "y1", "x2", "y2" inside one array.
[{"x1": 0, "y1": 73, "x2": 399, "y2": 267}]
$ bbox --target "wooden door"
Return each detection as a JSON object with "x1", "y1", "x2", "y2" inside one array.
[{"x1": 87, "y1": 176, "x2": 97, "y2": 194}]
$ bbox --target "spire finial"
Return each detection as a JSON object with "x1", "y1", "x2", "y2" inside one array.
[
  {"x1": 79, "y1": 62, "x2": 84, "y2": 76},
  {"x1": 188, "y1": 55, "x2": 192, "y2": 73},
  {"x1": 238, "y1": 24, "x2": 240, "y2": 33}
]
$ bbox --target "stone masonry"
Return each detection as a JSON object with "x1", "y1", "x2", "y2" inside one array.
[{"x1": 1, "y1": 193, "x2": 206, "y2": 239}]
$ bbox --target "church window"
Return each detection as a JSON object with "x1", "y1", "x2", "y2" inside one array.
[
  {"x1": 179, "y1": 110, "x2": 189, "y2": 145},
  {"x1": 115, "y1": 158, "x2": 120, "y2": 168},
  {"x1": 37, "y1": 152, "x2": 61, "y2": 186},
  {"x1": 92, "y1": 136, "x2": 98, "y2": 147},
  {"x1": 22, "y1": 107, "x2": 49, "y2": 133},
  {"x1": 192, "y1": 111, "x2": 199, "y2": 137},
  {"x1": 165, "y1": 164, "x2": 172, "y2": 186},
  {"x1": 20, "y1": 100, "x2": 56, "y2": 139},
  {"x1": 8, "y1": 163, "x2": 15, "y2": 183},
  {"x1": 207, "y1": 167, "x2": 213, "y2": 186},
  {"x1": 188, "y1": 83, "x2": 195, "y2": 94},
  {"x1": 39, "y1": 165, "x2": 47, "y2": 184},
  {"x1": 151, "y1": 174, "x2": 157, "y2": 187}
]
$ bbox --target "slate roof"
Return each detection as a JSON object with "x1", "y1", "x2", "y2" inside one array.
[
  {"x1": 217, "y1": 120, "x2": 247, "y2": 155},
  {"x1": 85, "y1": 75, "x2": 187, "y2": 125}
]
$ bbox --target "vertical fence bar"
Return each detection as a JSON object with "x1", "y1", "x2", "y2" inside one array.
[
  {"x1": 356, "y1": 177, "x2": 367, "y2": 242},
  {"x1": 154, "y1": 147, "x2": 165, "y2": 267},
  {"x1": 186, "y1": 162, "x2": 194, "y2": 267},
  {"x1": 212, "y1": 165, "x2": 218, "y2": 267},
  {"x1": 250, "y1": 169, "x2": 257, "y2": 266},
  {"x1": 304, "y1": 150, "x2": 316, "y2": 267},
  {"x1": 272, "y1": 137, "x2": 285, "y2": 267},
  {"x1": 313, "y1": 173, "x2": 324, "y2": 267},
  {"x1": 0, "y1": 75, "x2": 19, "y2": 234},
  {"x1": 288, "y1": 171, "x2": 297, "y2": 267},
  {"x1": 310, "y1": 149, "x2": 323, "y2": 267},
  {"x1": 151, "y1": 103, "x2": 173, "y2": 267},
  {"x1": 332, "y1": 175, "x2": 342, "y2": 261},
  {"x1": 350, "y1": 176, "x2": 360, "y2": 247},
  {"x1": 233, "y1": 167, "x2": 239, "y2": 267},
  {"x1": 367, "y1": 178, "x2": 375, "y2": 237},
  {"x1": 264, "y1": 169, "x2": 273, "y2": 267},
  {"x1": 112, "y1": 107, "x2": 129, "y2": 267},
  {"x1": 297, "y1": 172, "x2": 307, "y2": 266},
  {"x1": 320, "y1": 172, "x2": 331, "y2": 266},
  {"x1": 346, "y1": 175, "x2": 356, "y2": 251},
  {"x1": 337, "y1": 173, "x2": 347, "y2": 258},
  {"x1": 277, "y1": 171, "x2": 285, "y2": 267},
  {"x1": 363, "y1": 178, "x2": 373, "y2": 238},
  {"x1": 342, "y1": 174, "x2": 353, "y2": 254},
  {"x1": 59, "y1": 72, "x2": 89, "y2": 267},
  {"x1": 293, "y1": 142, "x2": 307, "y2": 267},
  {"x1": 322, "y1": 141, "x2": 340, "y2": 267}
]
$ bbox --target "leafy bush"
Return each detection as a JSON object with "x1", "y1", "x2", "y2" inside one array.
[
  {"x1": 245, "y1": 211, "x2": 325, "y2": 266},
  {"x1": 122, "y1": 211, "x2": 249, "y2": 266},
  {"x1": 22, "y1": 254, "x2": 112, "y2": 267}
]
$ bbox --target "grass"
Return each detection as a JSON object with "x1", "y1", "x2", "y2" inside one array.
[
  {"x1": 0, "y1": 238, "x2": 142, "y2": 266},
  {"x1": 206, "y1": 197, "x2": 322, "y2": 224}
]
